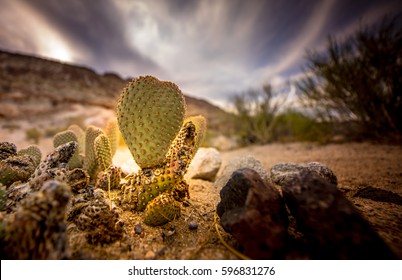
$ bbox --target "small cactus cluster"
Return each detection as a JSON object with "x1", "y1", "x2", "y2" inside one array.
[
  {"x1": 1, "y1": 140, "x2": 124, "y2": 258},
  {"x1": 117, "y1": 75, "x2": 206, "y2": 226},
  {"x1": 53, "y1": 121, "x2": 121, "y2": 190},
  {"x1": 0, "y1": 142, "x2": 41, "y2": 187}
]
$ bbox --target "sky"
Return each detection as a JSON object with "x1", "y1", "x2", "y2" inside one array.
[{"x1": 0, "y1": 0, "x2": 401, "y2": 109}]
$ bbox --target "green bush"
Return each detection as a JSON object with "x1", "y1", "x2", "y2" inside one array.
[
  {"x1": 25, "y1": 127, "x2": 42, "y2": 144},
  {"x1": 232, "y1": 85, "x2": 283, "y2": 145},
  {"x1": 271, "y1": 110, "x2": 332, "y2": 143}
]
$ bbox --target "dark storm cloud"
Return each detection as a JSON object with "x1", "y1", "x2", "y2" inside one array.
[
  {"x1": 19, "y1": 0, "x2": 163, "y2": 75},
  {"x1": 0, "y1": 0, "x2": 401, "y2": 108}
]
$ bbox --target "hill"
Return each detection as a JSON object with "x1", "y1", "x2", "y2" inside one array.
[{"x1": 0, "y1": 50, "x2": 237, "y2": 151}]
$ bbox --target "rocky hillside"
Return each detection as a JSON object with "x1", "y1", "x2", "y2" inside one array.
[{"x1": 0, "y1": 50, "x2": 232, "y2": 132}]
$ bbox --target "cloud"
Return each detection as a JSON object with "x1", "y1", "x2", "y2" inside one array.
[
  {"x1": 0, "y1": 0, "x2": 76, "y2": 62},
  {"x1": 248, "y1": 0, "x2": 335, "y2": 88},
  {"x1": 1, "y1": 0, "x2": 398, "y2": 109}
]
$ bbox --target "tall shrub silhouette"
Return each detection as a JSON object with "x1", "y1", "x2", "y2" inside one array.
[
  {"x1": 232, "y1": 84, "x2": 284, "y2": 144},
  {"x1": 297, "y1": 14, "x2": 402, "y2": 140}
]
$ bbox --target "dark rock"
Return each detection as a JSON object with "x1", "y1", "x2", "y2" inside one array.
[
  {"x1": 188, "y1": 221, "x2": 198, "y2": 230},
  {"x1": 217, "y1": 168, "x2": 289, "y2": 259},
  {"x1": 353, "y1": 186, "x2": 402, "y2": 206},
  {"x1": 282, "y1": 171, "x2": 397, "y2": 259},
  {"x1": 271, "y1": 162, "x2": 337, "y2": 186}
]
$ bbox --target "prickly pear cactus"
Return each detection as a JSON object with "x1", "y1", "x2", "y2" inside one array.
[
  {"x1": 53, "y1": 130, "x2": 82, "y2": 169},
  {"x1": 104, "y1": 119, "x2": 119, "y2": 157},
  {"x1": 53, "y1": 123, "x2": 119, "y2": 182},
  {"x1": 0, "y1": 142, "x2": 17, "y2": 161},
  {"x1": 17, "y1": 145, "x2": 42, "y2": 168},
  {"x1": 117, "y1": 76, "x2": 206, "y2": 226},
  {"x1": 117, "y1": 75, "x2": 186, "y2": 169},
  {"x1": 3, "y1": 180, "x2": 71, "y2": 259},
  {"x1": 0, "y1": 155, "x2": 36, "y2": 187},
  {"x1": 94, "y1": 134, "x2": 113, "y2": 171}
]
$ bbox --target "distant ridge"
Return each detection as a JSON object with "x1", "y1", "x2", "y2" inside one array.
[{"x1": 0, "y1": 49, "x2": 232, "y2": 131}]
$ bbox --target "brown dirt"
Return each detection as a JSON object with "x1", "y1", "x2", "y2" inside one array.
[{"x1": 68, "y1": 142, "x2": 402, "y2": 260}]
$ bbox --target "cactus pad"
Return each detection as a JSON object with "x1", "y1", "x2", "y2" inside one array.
[
  {"x1": 54, "y1": 130, "x2": 82, "y2": 169},
  {"x1": 0, "y1": 142, "x2": 17, "y2": 161},
  {"x1": 17, "y1": 145, "x2": 42, "y2": 168},
  {"x1": 116, "y1": 75, "x2": 186, "y2": 169},
  {"x1": 104, "y1": 119, "x2": 119, "y2": 157},
  {"x1": 143, "y1": 193, "x2": 181, "y2": 226},
  {"x1": 84, "y1": 126, "x2": 104, "y2": 179},
  {"x1": 0, "y1": 155, "x2": 36, "y2": 187},
  {"x1": 96, "y1": 165, "x2": 122, "y2": 191},
  {"x1": 94, "y1": 134, "x2": 113, "y2": 171}
]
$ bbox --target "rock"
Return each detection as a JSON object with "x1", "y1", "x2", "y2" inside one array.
[
  {"x1": 282, "y1": 171, "x2": 397, "y2": 259},
  {"x1": 209, "y1": 135, "x2": 239, "y2": 151},
  {"x1": 215, "y1": 156, "x2": 269, "y2": 189},
  {"x1": 188, "y1": 221, "x2": 198, "y2": 230},
  {"x1": 145, "y1": 250, "x2": 156, "y2": 260},
  {"x1": 185, "y1": 148, "x2": 222, "y2": 181},
  {"x1": 217, "y1": 168, "x2": 289, "y2": 259},
  {"x1": 270, "y1": 162, "x2": 337, "y2": 186},
  {"x1": 134, "y1": 223, "x2": 143, "y2": 234}
]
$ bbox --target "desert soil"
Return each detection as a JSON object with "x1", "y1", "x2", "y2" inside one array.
[
  {"x1": 67, "y1": 142, "x2": 402, "y2": 260},
  {"x1": 1, "y1": 110, "x2": 401, "y2": 259}
]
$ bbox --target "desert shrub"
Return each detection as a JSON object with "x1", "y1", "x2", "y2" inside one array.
[
  {"x1": 271, "y1": 110, "x2": 333, "y2": 143},
  {"x1": 25, "y1": 127, "x2": 42, "y2": 144},
  {"x1": 297, "y1": 13, "x2": 402, "y2": 141},
  {"x1": 232, "y1": 84, "x2": 284, "y2": 145}
]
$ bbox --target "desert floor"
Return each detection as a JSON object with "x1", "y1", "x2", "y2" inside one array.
[{"x1": 67, "y1": 142, "x2": 401, "y2": 260}]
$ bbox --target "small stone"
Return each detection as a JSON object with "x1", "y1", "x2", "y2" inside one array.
[
  {"x1": 186, "y1": 148, "x2": 222, "y2": 181},
  {"x1": 145, "y1": 250, "x2": 156, "y2": 260},
  {"x1": 188, "y1": 221, "x2": 198, "y2": 230},
  {"x1": 134, "y1": 223, "x2": 143, "y2": 234},
  {"x1": 270, "y1": 162, "x2": 337, "y2": 186},
  {"x1": 215, "y1": 156, "x2": 269, "y2": 189},
  {"x1": 217, "y1": 168, "x2": 289, "y2": 259},
  {"x1": 282, "y1": 170, "x2": 396, "y2": 259}
]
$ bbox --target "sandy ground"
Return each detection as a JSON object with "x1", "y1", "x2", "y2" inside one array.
[
  {"x1": 1, "y1": 112, "x2": 401, "y2": 259},
  {"x1": 66, "y1": 142, "x2": 402, "y2": 260}
]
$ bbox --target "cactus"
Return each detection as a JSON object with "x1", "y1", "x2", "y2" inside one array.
[
  {"x1": 0, "y1": 155, "x2": 36, "y2": 187},
  {"x1": 29, "y1": 141, "x2": 78, "y2": 190},
  {"x1": 143, "y1": 193, "x2": 181, "y2": 226},
  {"x1": 94, "y1": 134, "x2": 113, "y2": 171},
  {"x1": 53, "y1": 130, "x2": 82, "y2": 169},
  {"x1": 0, "y1": 142, "x2": 17, "y2": 161},
  {"x1": 5, "y1": 141, "x2": 79, "y2": 212},
  {"x1": 3, "y1": 180, "x2": 71, "y2": 259},
  {"x1": 117, "y1": 75, "x2": 186, "y2": 169},
  {"x1": 67, "y1": 188, "x2": 123, "y2": 244},
  {"x1": 104, "y1": 119, "x2": 119, "y2": 157},
  {"x1": 96, "y1": 165, "x2": 121, "y2": 191},
  {"x1": 17, "y1": 145, "x2": 42, "y2": 168},
  {"x1": 53, "y1": 122, "x2": 120, "y2": 183},
  {"x1": 67, "y1": 124, "x2": 85, "y2": 153},
  {"x1": 117, "y1": 76, "x2": 206, "y2": 226},
  {"x1": 67, "y1": 168, "x2": 90, "y2": 193},
  {"x1": 0, "y1": 144, "x2": 42, "y2": 187}
]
